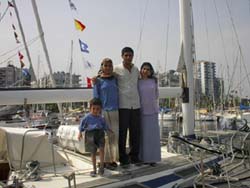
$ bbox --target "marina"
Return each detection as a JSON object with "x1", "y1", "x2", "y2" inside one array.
[
  {"x1": 1, "y1": 0, "x2": 250, "y2": 187},
  {"x1": 1, "y1": 120, "x2": 250, "y2": 188}
]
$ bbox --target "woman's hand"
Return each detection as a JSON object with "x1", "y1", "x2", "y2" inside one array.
[{"x1": 77, "y1": 132, "x2": 82, "y2": 141}]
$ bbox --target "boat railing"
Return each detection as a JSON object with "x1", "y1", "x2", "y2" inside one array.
[
  {"x1": 19, "y1": 129, "x2": 43, "y2": 171},
  {"x1": 220, "y1": 131, "x2": 250, "y2": 175},
  {"x1": 18, "y1": 129, "x2": 57, "y2": 177}
]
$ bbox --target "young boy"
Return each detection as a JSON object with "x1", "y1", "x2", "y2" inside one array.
[{"x1": 78, "y1": 98, "x2": 111, "y2": 177}]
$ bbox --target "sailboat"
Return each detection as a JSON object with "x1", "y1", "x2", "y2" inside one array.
[
  {"x1": 1, "y1": 0, "x2": 250, "y2": 188},
  {"x1": 0, "y1": 1, "x2": 206, "y2": 188}
]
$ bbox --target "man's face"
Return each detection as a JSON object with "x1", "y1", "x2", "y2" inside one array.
[{"x1": 122, "y1": 52, "x2": 133, "y2": 65}]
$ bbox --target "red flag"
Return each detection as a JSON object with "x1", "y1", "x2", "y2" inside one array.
[
  {"x1": 8, "y1": 1, "x2": 14, "y2": 7},
  {"x1": 18, "y1": 51, "x2": 24, "y2": 60},
  {"x1": 18, "y1": 52, "x2": 25, "y2": 68},
  {"x1": 86, "y1": 77, "x2": 92, "y2": 88}
]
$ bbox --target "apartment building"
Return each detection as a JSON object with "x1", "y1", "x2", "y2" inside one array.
[{"x1": 0, "y1": 65, "x2": 22, "y2": 87}]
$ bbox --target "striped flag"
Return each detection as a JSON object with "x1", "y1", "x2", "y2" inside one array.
[
  {"x1": 74, "y1": 19, "x2": 86, "y2": 31},
  {"x1": 86, "y1": 77, "x2": 92, "y2": 88},
  {"x1": 18, "y1": 51, "x2": 25, "y2": 68}
]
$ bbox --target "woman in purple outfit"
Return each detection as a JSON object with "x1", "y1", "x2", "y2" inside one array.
[{"x1": 138, "y1": 62, "x2": 161, "y2": 166}]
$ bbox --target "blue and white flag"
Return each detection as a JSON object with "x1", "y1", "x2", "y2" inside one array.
[
  {"x1": 79, "y1": 39, "x2": 89, "y2": 53},
  {"x1": 22, "y1": 68, "x2": 31, "y2": 77}
]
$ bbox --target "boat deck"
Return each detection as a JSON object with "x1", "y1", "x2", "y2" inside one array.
[
  {"x1": 5, "y1": 129, "x2": 250, "y2": 188},
  {"x1": 21, "y1": 146, "x2": 220, "y2": 188}
]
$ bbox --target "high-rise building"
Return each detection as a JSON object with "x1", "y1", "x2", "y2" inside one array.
[
  {"x1": 0, "y1": 65, "x2": 22, "y2": 87},
  {"x1": 195, "y1": 61, "x2": 216, "y2": 99},
  {"x1": 39, "y1": 71, "x2": 81, "y2": 88},
  {"x1": 158, "y1": 70, "x2": 180, "y2": 87}
]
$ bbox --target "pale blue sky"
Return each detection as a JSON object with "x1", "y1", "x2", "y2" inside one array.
[{"x1": 0, "y1": 0, "x2": 250, "y2": 95}]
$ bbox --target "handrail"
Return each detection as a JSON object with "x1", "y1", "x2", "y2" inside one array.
[{"x1": 19, "y1": 129, "x2": 42, "y2": 170}]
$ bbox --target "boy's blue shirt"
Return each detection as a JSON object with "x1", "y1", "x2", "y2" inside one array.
[{"x1": 79, "y1": 113, "x2": 109, "y2": 132}]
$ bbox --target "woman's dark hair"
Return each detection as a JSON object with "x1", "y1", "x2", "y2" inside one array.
[
  {"x1": 140, "y1": 62, "x2": 158, "y2": 83},
  {"x1": 121, "y1": 47, "x2": 134, "y2": 56}
]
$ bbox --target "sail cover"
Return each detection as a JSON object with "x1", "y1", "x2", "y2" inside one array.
[{"x1": 0, "y1": 127, "x2": 67, "y2": 170}]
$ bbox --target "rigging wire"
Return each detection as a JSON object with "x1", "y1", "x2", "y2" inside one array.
[
  {"x1": 213, "y1": 0, "x2": 230, "y2": 82},
  {"x1": 191, "y1": 2, "x2": 197, "y2": 62},
  {"x1": 249, "y1": 0, "x2": 250, "y2": 16},
  {"x1": 135, "y1": 0, "x2": 150, "y2": 64},
  {"x1": 203, "y1": 2, "x2": 211, "y2": 62},
  {"x1": 225, "y1": 0, "x2": 250, "y2": 92},
  {"x1": 0, "y1": 4, "x2": 9, "y2": 23},
  {"x1": 239, "y1": 53, "x2": 242, "y2": 96},
  {"x1": 231, "y1": 72, "x2": 250, "y2": 93},
  {"x1": 0, "y1": 35, "x2": 41, "y2": 57},
  {"x1": 0, "y1": 35, "x2": 41, "y2": 65},
  {"x1": 163, "y1": 0, "x2": 170, "y2": 73},
  {"x1": 226, "y1": 49, "x2": 240, "y2": 94}
]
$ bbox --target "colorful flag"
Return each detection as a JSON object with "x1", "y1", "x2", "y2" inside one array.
[
  {"x1": 79, "y1": 39, "x2": 89, "y2": 53},
  {"x1": 18, "y1": 51, "x2": 24, "y2": 60},
  {"x1": 14, "y1": 31, "x2": 18, "y2": 38},
  {"x1": 14, "y1": 30, "x2": 20, "y2": 43},
  {"x1": 86, "y1": 77, "x2": 92, "y2": 88},
  {"x1": 22, "y1": 68, "x2": 30, "y2": 77},
  {"x1": 69, "y1": 0, "x2": 77, "y2": 10},
  {"x1": 74, "y1": 19, "x2": 85, "y2": 31},
  {"x1": 86, "y1": 60, "x2": 92, "y2": 68},
  {"x1": 18, "y1": 52, "x2": 25, "y2": 68},
  {"x1": 8, "y1": 1, "x2": 14, "y2": 8},
  {"x1": 20, "y1": 61, "x2": 25, "y2": 68},
  {"x1": 12, "y1": 24, "x2": 16, "y2": 30}
]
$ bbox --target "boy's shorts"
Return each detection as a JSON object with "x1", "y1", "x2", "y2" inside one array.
[{"x1": 85, "y1": 129, "x2": 105, "y2": 154}]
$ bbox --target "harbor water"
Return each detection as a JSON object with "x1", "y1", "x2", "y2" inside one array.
[{"x1": 159, "y1": 119, "x2": 218, "y2": 142}]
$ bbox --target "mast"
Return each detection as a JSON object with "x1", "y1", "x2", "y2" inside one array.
[
  {"x1": 12, "y1": 0, "x2": 37, "y2": 83},
  {"x1": 37, "y1": 55, "x2": 40, "y2": 87},
  {"x1": 69, "y1": 40, "x2": 73, "y2": 88},
  {"x1": 179, "y1": 0, "x2": 195, "y2": 137},
  {"x1": 31, "y1": 0, "x2": 62, "y2": 114},
  {"x1": 69, "y1": 40, "x2": 73, "y2": 109}
]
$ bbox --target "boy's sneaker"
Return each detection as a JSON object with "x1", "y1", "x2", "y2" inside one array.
[
  {"x1": 98, "y1": 167, "x2": 104, "y2": 176},
  {"x1": 90, "y1": 171, "x2": 97, "y2": 177}
]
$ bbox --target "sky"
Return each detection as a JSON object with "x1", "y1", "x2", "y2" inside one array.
[{"x1": 0, "y1": 0, "x2": 250, "y2": 96}]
